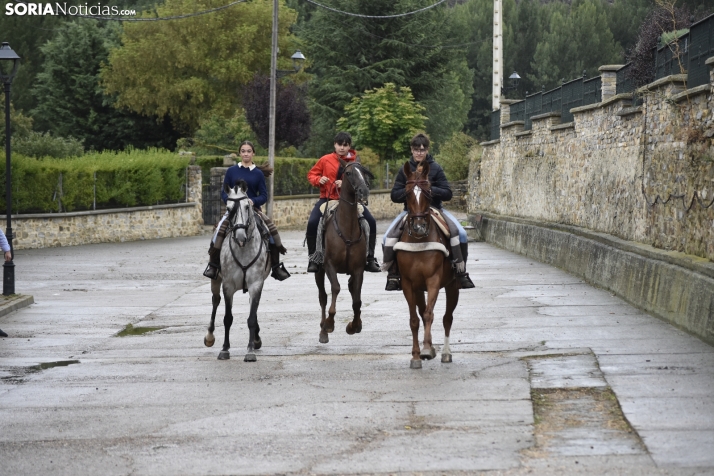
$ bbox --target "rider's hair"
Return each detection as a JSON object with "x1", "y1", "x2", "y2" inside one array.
[
  {"x1": 333, "y1": 132, "x2": 352, "y2": 146},
  {"x1": 410, "y1": 133, "x2": 430, "y2": 149},
  {"x1": 239, "y1": 140, "x2": 256, "y2": 153}
]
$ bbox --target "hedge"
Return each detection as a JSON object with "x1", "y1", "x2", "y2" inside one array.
[{"x1": 0, "y1": 149, "x2": 191, "y2": 214}]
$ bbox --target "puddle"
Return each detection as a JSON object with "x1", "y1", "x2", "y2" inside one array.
[
  {"x1": 1, "y1": 360, "x2": 80, "y2": 384},
  {"x1": 116, "y1": 323, "x2": 165, "y2": 337}
]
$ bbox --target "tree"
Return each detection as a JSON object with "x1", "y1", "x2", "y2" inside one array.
[
  {"x1": 101, "y1": 0, "x2": 298, "y2": 133},
  {"x1": 337, "y1": 83, "x2": 426, "y2": 161},
  {"x1": 297, "y1": 0, "x2": 472, "y2": 155},
  {"x1": 31, "y1": 20, "x2": 180, "y2": 151},
  {"x1": 0, "y1": 92, "x2": 33, "y2": 148},
  {"x1": 243, "y1": 74, "x2": 311, "y2": 149}
]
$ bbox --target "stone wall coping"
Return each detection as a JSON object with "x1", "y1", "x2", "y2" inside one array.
[
  {"x1": 671, "y1": 84, "x2": 711, "y2": 103},
  {"x1": 616, "y1": 106, "x2": 643, "y2": 117},
  {"x1": 636, "y1": 73, "x2": 687, "y2": 93},
  {"x1": 480, "y1": 139, "x2": 500, "y2": 147},
  {"x1": 550, "y1": 122, "x2": 575, "y2": 131},
  {"x1": 501, "y1": 120, "x2": 525, "y2": 129},
  {"x1": 0, "y1": 202, "x2": 195, "y2": 220},
  {"x1": 570, "y1": 102, "x2": 600, "y2": 114},
  {"x1": 598, "y1": 64, "x2": 626, "y2": 72},
  {"x1": 515, "y1": 130, "x2": 532, "y2": 138},
  {"x1": 531, "y1": 111, "x2": 562, "y2": 121},
  {"x1": 705, "y1": 56, "x2": 714, "y2": 67},
  {"x1": 600, "y1": 93, "x2": 633, "y2": 108},
  {"x1": 470, "y1": 211, "x2": 714, "y2": 280},
  {"x1": 499, "y1": 99, "x2": 521, "y2": 105}
]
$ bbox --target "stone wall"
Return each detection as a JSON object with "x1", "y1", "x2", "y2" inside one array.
[
  {"x1": 472, "y1": 62, "x2": 714, "y2": 261},
  {"x1": 272, "y1": 190, "x2": 404, "y2": 229},
  {"x1": 3, "y1": 165, "x2": 203, "y2": 250}
]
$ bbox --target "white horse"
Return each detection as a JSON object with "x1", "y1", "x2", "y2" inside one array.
[{"x1": 204, "y1": 181, "x2": 271, "y2": 362}]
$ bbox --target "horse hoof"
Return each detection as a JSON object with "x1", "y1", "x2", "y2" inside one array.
[
  {"x1": 346, "y1": 322, "x2": 362, "y2": 335},
  {"x1": 410, "y1": 359, "x2": 422, "y2": 369},
  {"x1": 441, "y1": 353, "x2": 453, "y2": 363},
  {"x1": 218, "y1": 351, "x2": 230, "y2": 360},
  {"x1": 253, "y1": 338, "x2": 262, "y2": 350},
  {"x1": 244, "y1": 352, "x2": 257, "y2": 362},
  {"x1": 204, "y1": 335, "x2": 215, "y2": 347},
  {"x1": 319, "y1": 333, "x2": 329, "y2": 344},
  {"x1": 420, "y1": 347, "x2": 437, "y2": 360}
]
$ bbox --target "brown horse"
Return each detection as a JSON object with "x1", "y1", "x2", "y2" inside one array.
[
  {"x1": 316, "y1": 158, "x2": 373, "y2": 344},
  {"x1": 396, "y1": 160, "x2": 459, "y2": 369}
]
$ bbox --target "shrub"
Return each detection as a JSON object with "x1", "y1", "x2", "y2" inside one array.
[
  {"x1": 12, "y1": 131, "x2": 84, "y2": 159},
  {"x1": 437, "y1": 132, "x2": 480, "y2": 181},
  {"x1": 0, "y1": 149, "x2": 191, "y2": 213}
]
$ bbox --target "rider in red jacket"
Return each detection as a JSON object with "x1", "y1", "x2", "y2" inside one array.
[{"x1": 305, "y1": 132, "x2": 380, "y2": 273}]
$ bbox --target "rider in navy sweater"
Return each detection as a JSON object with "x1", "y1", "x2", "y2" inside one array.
[{"x1": 203, "y1": 141, "x2": 290, "y2": 281}]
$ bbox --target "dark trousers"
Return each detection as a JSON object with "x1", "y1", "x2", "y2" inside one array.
[{"x1": 306, "y1": 199, "x2": 376, "y2": 238}]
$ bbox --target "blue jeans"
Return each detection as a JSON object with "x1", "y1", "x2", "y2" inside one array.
[{"x1": 382, "y1": 208, "x2": 467, "y2": 245}]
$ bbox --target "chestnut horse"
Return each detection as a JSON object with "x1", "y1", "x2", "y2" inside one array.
[
  {"x1": 316, "y1": 158, "x2": 373, "y2": 344},
  {"x1": 396, "y1": 160, "x2": 459, "y2": 369}
]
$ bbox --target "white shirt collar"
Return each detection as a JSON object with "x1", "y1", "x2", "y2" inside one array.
[{"x1": 238, "y1": 162, "x2": 256, "y2": 170}]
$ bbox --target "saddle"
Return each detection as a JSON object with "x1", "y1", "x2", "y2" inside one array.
[{"x1": 392, "y1": 207, "x2": 451, "y2": 256}]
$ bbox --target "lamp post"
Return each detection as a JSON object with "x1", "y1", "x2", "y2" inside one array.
[
  {"x1": 0, "y1": 42, "x2": 19, "y2": 297},
  {"x1": 501, "y1": 71, "x2": 520, "y2": 98}
]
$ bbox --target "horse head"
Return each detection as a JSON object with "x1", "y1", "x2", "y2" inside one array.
[
  {"x1": 404, "y1": 160, "x2": 432, "y2": 239},
  {"x1": 224, "y1": 180, "x2": 253, "y2": 247},
  {"x1": 338, "y1": 156, "x2": 373, "y2": 206}
]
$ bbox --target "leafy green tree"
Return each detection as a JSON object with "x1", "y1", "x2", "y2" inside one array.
[
  {"x1": 437, "y1": 132, "x2": 479, "y2": 181},
  {"x1": 297, "y1": 0, "x2": 472, "y2": 156},
  {"x1": 0, "y1": 92, "x2": 33, "y2": 148},
  {"x1": 101, "y1": 0, "x2": 298, "y2": 132},
  {"x1": 31, "y1": 20, "x2": 179, "y2": 151},
  {"x1": 337, "y1": 83, "x2": 426, "y2": 161}
]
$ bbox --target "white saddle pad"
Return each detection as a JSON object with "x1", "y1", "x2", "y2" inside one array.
[{"x1": 393, "y1": 241, "x2": 449, "y2": 256}]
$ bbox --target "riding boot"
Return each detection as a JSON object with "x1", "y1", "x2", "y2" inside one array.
[
  {"x1": 456, "y1": 242, "x2": 475, "y2": 289},
  {"x1": 365, "y1": 231, "x2": 381, "y2": 272},
  {"x1": 203, "y1": 244, "x2": 221, "y2": 279},
  {"x1": 385, "y1": 261, "x2": 401, "y2": 291},
  {"x1": 0, "y1": 328, "x2": 7, "y2": 337},
  {"x1": 306, "y1": 235, "x2": 319, "y2": 273},
  {"x1": 270, "y1": 244, "x2": 291, "y2": 281}
]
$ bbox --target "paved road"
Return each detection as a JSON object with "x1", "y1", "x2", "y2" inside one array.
[{"x1": 1, "y1": 222, "x2": 713, "y2": 475}]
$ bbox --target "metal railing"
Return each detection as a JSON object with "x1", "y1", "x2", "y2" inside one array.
[
  {"x1": 490, "y1": 109, "x2": 500, "y2": 141},
  {"x1": 688, "y1": 13, "x2": 714, "y2": 88}
]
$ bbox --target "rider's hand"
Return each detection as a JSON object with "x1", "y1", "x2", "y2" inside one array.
[
  {"x1": 319, "y1": 176, "x2": 329, "y2": 185},
  {"x1": 334, "y1": 180, "x2": 342, "y2": 188}
]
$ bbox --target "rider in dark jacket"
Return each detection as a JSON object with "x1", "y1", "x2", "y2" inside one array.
[{"x1": 382, "y1": 133, "x2": 475, "y2": 291}]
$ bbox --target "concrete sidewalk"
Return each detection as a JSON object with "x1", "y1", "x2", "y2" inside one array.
[{"x1": 0, "y1": 222, "x2": 712, "y2": 475}]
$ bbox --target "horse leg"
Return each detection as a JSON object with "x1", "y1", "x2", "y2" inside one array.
[
  {"x1": 218, "y1": 288, "x2": 233, "y2": 360},
  {"x1": 346, "y1": 272, "x2": 363, "y2": 335},
  {"x1": 420, "y1": 278, "x2": 440, "y2": 361},
  {"x1": 316, "y1": 267, "x2": 330, "y2": 344},
  {"x1": 324, "y1": 263, "x2": 340, "y2": 337},
  {"x1": 244, "y1": 282, "x2": 264, "y2": 362},
  {"x1": 402, "y1": 279, "x2": 422, "y2": 369},
  {"x1": 205, "y1": 277, "x2": 221, "y2": 347},
  {"x1": 441, "y1": 280, "x2": 460, "y2": 363}
]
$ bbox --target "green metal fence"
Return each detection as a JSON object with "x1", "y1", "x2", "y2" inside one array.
[
  {"x1": 688, "y1": 13, "x2": 714, "y2": 88},
  {"x1": 490, "y1": 109, "x2": 501, "y2": 141}
]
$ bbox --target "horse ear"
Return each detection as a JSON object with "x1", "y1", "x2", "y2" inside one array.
[
  {"x1": 420, "y1": 160, "x2": 430, "y2": 177},
  {"x1": 354, "y1": 155, "x2": 361, "y2": 164},
  {"x1": 237, "y1": 180, "x2": 248, "y2": 193},
  {"x1": 338, "y1": 156, "x2": 347, "y2": 167},
  {"x1": 403, "y1": 161, "x2": 411, "y2": 177},
  {"x1": 224, "y1": 182, "x2": 231, "y2": 195}
]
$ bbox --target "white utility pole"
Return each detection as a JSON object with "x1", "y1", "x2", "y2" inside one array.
[
  {"x1": 267, "y1": 0, "x2": 278, "y2": 218},
  {"x1": 492, "y1": 0, "x2": 503, "y2": 110}
]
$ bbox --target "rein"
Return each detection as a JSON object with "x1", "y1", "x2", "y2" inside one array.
[
  {"x1": 226, "y1": 194, "x2": 269, "y2": 289},
  {"x1": 405, "y1": 178, "x2": 433, "y2": 239},
  {"x1": 332, "y1": 161, "x2": 366, "y2": 265}
]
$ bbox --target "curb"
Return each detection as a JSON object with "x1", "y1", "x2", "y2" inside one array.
[{"x1": 0, "y1": 294, "x2": 34, "y2": 319}]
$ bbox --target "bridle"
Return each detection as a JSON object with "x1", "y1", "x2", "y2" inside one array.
[
  {"x1": 338, "y1": 161, "x2": 373, "y2": 207},
  {"x1": 405, "y1": 178, "x2": 432, "y2": 240},
  {"x1": 226, "y1": 195, "x2": 254, "y2": 247}
]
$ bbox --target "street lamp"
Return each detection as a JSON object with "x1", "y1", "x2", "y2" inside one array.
[
  {"x1": 0, "y1": 42, "x2": 19, "y2": 296},
  {"x1": 501, "y1": 71, "x2": 520, "y2": 98}
]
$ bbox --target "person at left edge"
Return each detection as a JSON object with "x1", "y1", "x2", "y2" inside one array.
[
  {"x1": 0, "y1": 228, "x2": 11, "y2": 337},
  {"x1": 203, "y1": 141, "x2": 290, "y2": 281}
]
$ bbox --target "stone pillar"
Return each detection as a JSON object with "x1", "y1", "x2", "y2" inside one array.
[
  {"x1": 499, "y1": 99, "x2": 520, "y2": 125},
  {"x1": 187, "y1": 165, "x2": 203, "y2": 225},
  {"x1": 598, "y1": 65, "x2": 624, "y2": 102}
]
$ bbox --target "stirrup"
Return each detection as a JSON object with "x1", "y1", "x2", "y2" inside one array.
[
  {"x1": 385, "y1": 277, "x2": 401, "y2": 291},
  {"x1": 307, "y1": 261, "x2": 320, "y2": 273},
  {"x1": 203, "y1": 262, "x2": 220, "y2": 279},
  {"x1": 271, "y1": 262, "x2": 291, "y2": 281}
]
